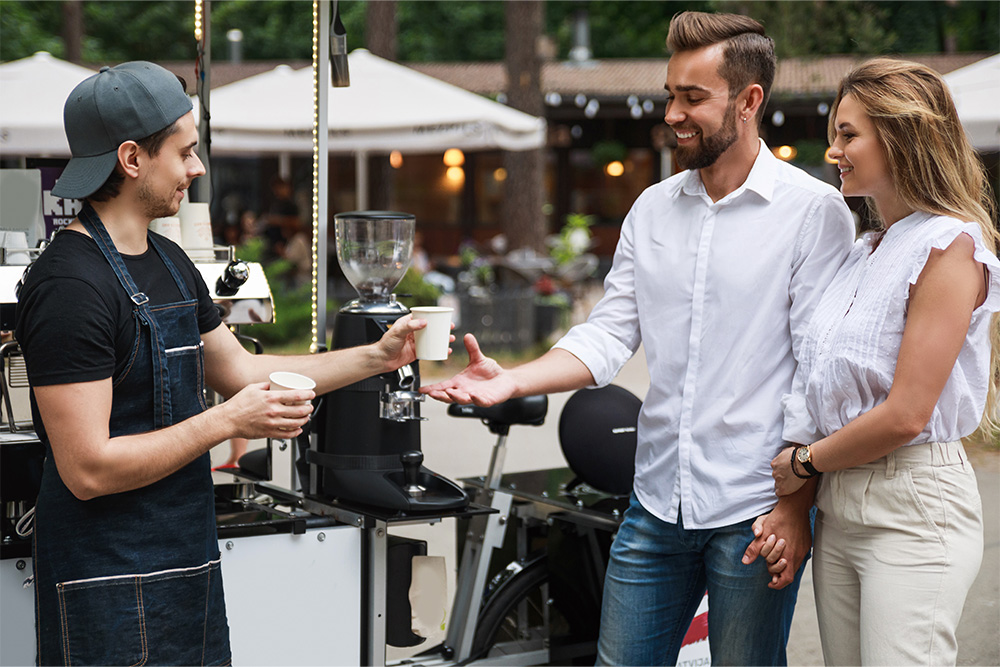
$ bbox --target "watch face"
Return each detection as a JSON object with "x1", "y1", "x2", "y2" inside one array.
[{"x1": 796, "y1": 448, "x2": 810, "y2": 463}]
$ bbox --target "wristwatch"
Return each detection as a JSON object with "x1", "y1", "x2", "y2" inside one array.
[{"x1": 793, "y1": 445, "x2": 821, "y2": 478}]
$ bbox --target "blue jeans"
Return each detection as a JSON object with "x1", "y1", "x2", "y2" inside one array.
[{"x1": 596, "y1": 493, "x2": 805, "y2": 666}]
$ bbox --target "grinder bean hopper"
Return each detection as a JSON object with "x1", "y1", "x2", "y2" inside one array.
[{"x1": 308, "y1": 211, "x2": 467, "y2": 512}]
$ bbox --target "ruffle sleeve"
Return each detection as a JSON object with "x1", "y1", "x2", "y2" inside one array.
[{"x1": 907, "y1": 221, "x2": 1000, "y2": 313}]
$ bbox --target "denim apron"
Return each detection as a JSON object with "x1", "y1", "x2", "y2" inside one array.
[{"x1": 32, "y1": 204, "x2": 230, "y2": 666}]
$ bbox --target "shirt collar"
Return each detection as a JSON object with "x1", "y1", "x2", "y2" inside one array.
[{"x1": 679, "y1": 138, "x2": 777, "y2": 204}]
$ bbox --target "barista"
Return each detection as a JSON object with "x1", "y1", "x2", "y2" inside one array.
[{"x1": 15, "y1": 61, "x2": 426, "y2": 666}]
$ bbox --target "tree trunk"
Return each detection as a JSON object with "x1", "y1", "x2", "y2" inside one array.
[
  {"x1": 503, "y1": 0, "x2": 547, "y2": 253},
  {"x1": 61, "y1": 0, "x2": 84, "y2": 64},
  {"x1": 366, "y1": 1, "x2": 397, "y2": 210}
]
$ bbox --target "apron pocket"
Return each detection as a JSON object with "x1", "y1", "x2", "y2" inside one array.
[{"x1": 57, "y1": 560, "x2": 227, "y2": 666}]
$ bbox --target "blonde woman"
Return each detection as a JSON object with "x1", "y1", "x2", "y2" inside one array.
[{"x1": 768, "y1": 58, "x2": 1000, "y2": 665}]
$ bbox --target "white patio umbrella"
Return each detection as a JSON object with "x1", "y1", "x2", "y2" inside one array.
[
  {"x1": 943, "y1": 53, "x2": 1000, "y2": 152},
  {"x1": 209, "y1": 48, "x2": 546, "y2": 156},
  {"x1": 209, "y1": 48, "x2": 545, "y2": 207},
  {"x1": 0, "y1": 52, "x2": 97, "y2": 155}
]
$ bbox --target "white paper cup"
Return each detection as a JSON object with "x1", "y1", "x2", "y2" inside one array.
[
  {"x1": 179, "y1": 199, "x2": 215, "y2": 260},
  {"x1": 410, "y1": 306, "x2": 454, "y2": 361},
  {"x1": 150, "y1": 216, "x2": 183, "y2": 246},
  {"x1": 269, "y1": 371, "x2": 316, "y2": 405}
]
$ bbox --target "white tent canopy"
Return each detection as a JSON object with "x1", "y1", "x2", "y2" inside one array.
[
  {"x1": 943, "y1": 53, "x2": 1000, "y2": 152},
  {"x1": 209, "y1": 49, "x2": 546, "y2": 155},
  {"x1": 0, "y1": 52, "x2": 97, "y2": 155}
]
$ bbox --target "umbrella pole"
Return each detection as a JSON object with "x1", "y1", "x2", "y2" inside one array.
[{"x1": 356, "y1": 150, "x2": 369, "y2": 210}]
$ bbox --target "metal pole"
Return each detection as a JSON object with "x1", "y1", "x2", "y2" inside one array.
[
  {"x1": 312, "y1": 0, "x2": 331, "y2": 351},
  {"x1": 194, "y1": 0, "x2": 212, "y2": 204}
]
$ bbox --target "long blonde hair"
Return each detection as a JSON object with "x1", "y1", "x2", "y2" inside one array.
[{"x1": 830, "y1": 58, "x2": 1000, "y2": 435}]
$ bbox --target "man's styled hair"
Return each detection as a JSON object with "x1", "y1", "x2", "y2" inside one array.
[{"x1": 666, "y1": 12, "x2": 776, "y2": 122}]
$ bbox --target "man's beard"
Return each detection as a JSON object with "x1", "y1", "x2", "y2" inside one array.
[
  {"x1": 138, "y1": 177, "x2": 180, "y2": 220},
  {"x1": 675, "y1": 100, "x2": 740, "y2": 171}
]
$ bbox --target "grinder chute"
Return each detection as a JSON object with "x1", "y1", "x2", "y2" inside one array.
[{"x1": 307, "y1": 211, "x2": 467, "y2": 512}]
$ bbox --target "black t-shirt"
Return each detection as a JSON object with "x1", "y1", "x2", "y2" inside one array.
[{"x1": 15, "y1": 229, "x2": 222, "y2": 387}]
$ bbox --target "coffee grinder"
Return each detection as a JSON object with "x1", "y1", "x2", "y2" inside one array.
[{"x1": 307, "y1": 211, "x2": 467, "y2": 512}]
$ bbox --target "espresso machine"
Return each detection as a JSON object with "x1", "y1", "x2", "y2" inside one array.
[{"x1": 307, "y1": 211, "x2": 467, "y2": 512}]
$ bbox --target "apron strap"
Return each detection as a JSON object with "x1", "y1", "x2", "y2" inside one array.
[{"x1": 77, "y1": 204, "x2": 191, "y2": 429}]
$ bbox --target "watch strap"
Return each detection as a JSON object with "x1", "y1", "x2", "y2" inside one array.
[
  {"x1": 790, "y1": 447, "x2": 812, "y2": 479},
  {"x1": 792, "y1": 446, "x2": 820, "y2": 479}
]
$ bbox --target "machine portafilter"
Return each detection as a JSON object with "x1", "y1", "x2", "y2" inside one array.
[{"x1": 306, "y1": 211, "x2": 467, "y2": 512}]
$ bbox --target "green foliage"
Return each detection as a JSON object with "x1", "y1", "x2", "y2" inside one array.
[
  {"x1": 81, "y1": 1, "x2": 193, "y2": 62},
  {"x1": 237, "y1": 237, "x2": 329, "y2": 347},
  {"x1": 547, "y1": 0, "x2": 710, "y2": 60},
  {"x1": 0, "y1": 1, "x2": 62, "y2": 60},
  {"x1": 395, "y1": 267, "x2": 442, "y2": 308},
  {"x1": 793, "y1": 139, "x2": 830, "y2": 167},
  {"x1": 3, "y1": 0, "x2": 997, "y2": 65},
  {"x1": 591, "y1": 140, "x2": 628, "y2": 167},
  {"x1": 709, "y1": 0, "x2": 893, "y2": 58},
  {"x1": 550, "y1": 213, "x2": 595, "y2": 267},
  {"x1": 397, "y1": 1, "x2": 506, "y2": 61}
]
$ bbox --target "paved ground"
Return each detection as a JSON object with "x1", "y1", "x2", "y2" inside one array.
[{"x1": 406, "y1": 347, "x2": 1000, "y2": 666}]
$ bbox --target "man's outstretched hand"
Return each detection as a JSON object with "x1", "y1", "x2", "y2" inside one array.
[{"x1": 420, "y1": 334, "x2": 516, "y2": 406}]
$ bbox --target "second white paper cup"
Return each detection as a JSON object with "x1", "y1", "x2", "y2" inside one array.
[
  {"x1": 269, "y1": 371, "x2": 316, "y2": 404},
  {"x1": 411, "y1": 306, "x2": 454, "y2": 361}
]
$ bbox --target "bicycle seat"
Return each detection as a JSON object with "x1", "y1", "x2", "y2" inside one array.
[{"x1": 447, "y1": 395, "x2": 548, "y2": 431}]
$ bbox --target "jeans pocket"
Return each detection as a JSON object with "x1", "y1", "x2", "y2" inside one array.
[{"x1": 57, "y1": 560, "x2": 228, "y2": 666}]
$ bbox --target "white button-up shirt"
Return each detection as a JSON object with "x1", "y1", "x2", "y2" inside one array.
[{"x1": 554, "y1": 141, "x2": 855, "y2": 528}]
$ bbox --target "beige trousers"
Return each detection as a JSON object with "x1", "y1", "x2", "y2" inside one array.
[{"x1": 813, "y1": 441, "x2": 983, "y2": 666}]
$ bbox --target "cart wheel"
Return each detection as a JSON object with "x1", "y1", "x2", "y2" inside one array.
[{"x1": 471, "y1": 555, "x2": 598, "y2": 665}]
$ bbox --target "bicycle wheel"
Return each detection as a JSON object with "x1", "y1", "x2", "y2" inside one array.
[{"x1": 470, "y1": 554, "x2": 598, "y2": 665}]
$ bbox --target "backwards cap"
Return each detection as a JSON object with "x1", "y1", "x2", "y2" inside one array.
[{"x1": 52, "y1": 61, "x2": 193, "y2": 199}]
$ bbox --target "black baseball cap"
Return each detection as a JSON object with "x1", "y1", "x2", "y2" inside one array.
[{"x1": 52, "y1": 61, "x2": 193, "y2": 199}]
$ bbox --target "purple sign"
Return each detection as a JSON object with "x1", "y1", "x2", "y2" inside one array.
[{"x1": 37, "y1": 166, "x2": 82, "y2": 239}]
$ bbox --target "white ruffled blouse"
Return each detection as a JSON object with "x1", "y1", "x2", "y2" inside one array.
[{"x1": 783, "y1": 211, "x2": 1000, "y2": 445}]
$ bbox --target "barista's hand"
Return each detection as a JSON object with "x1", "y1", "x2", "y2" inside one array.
[
  {"x1": 370, "y1": 313, "x2": 421, "y2": 371},
  {"x1": 421, "y1": 334, "x2": 515, "y2": 406},
  {"x1": 375, "y1": 314, "x2": 457, "y2": 372},
  {"x1": 220, "y1": 382, "x2": 315, "y2": 439}
]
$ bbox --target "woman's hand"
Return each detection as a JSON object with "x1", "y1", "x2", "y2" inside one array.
[{"x1": 771, "y1": 445, "x2": 808, "y2": 496}]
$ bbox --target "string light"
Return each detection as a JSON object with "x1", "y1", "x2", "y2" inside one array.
[
  {"x1": 389, "y1": 151, "x2": 403, "y2": 169},
  {"x1": 605, "y1": 161, "x2": 625, "y2": 177},
  {"x1": 310, "y1": 0, "x2": 321, "y2": 351},
  {"x1": 445, "y1": 166, "x2": 465, "y2": 186},
  {"x1": 774, "y1": 145, "x2": 797, "y2": 161},
  {"x1": 194, "y1": 0, "x2": 203, "y2": 41},
  {"x1": 443, "y1": 148, "x2": 465, "y2": 167}
]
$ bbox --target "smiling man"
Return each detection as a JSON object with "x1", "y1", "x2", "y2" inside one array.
[
  {"x1": 17, "y1": 61, "x2": 426, "y2": 666},
  {"x1": 422, "y1": 12, "x2": 855, "y2": 665}
]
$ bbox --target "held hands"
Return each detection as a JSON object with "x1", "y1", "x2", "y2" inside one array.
[
  {"x1": 771, "y1": 445, "x2": 808, "y2": 496},
  {"x1": 741, "y1": 505, "x2": 812, "y2": 590},
  {"x1": 220, "y1": 382, "x2": 316, "y2": 439},
  {"x1": 421, "y1": 334, "x2": 515, "y2": 406}
]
